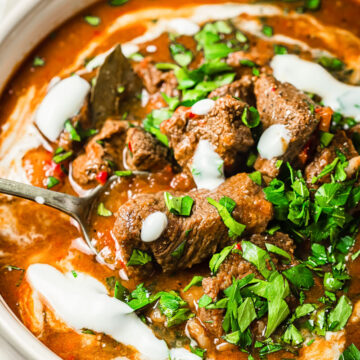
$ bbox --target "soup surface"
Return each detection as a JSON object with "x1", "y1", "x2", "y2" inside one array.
[{"x1": 1, "y1": 1, "x2": 360, "y2": 359}]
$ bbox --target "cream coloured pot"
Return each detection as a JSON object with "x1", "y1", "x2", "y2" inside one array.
[{"x1": 0, "y1": 1, "x2": 98, "y2": 358}]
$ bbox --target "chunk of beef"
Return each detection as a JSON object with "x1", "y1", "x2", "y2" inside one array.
[
  {"x1": 198, "y1": 232, "x2": 295, "y2": 338},
  {"x1": 112, "y1": 173, "x2": 273, "y2": 273},
  {"x1": 254, "y1": 74, "x2": 319, "y2": 179},
  {"x1": 208, "y1": 75, "x2": 255, "y2": 106},
  {"x1": 72, "y1": 120, "x2": 170, "y2": 185},
  {"x1": 91, "y1": 45, "x2": 142, "y2": 127},
  {"x1": 133, "y1": 57, "x2": 179, "y2": 97},
  {"x1": 305, "y1": 130, "x2": 359, "y2": 186},
  {"x1": 125, "y1": 127, "x2": 170, "y2": 171},
  {"x1": 161, "y1": 95, "x2": 254, "y2": 174},
  {"x1": 72, "y1": 119, "x2": 129, "y2": 185}
]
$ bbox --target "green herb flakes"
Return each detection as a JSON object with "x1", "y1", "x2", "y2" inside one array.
[
  {"x1": 33, "y1": 56, "x2": 45, "y2": 67},
  {"x1": 47, "y1": 176, "x2": 60, "y2": 189},
  {"x1": 108, "y1": 0, "x2": 128, "y2": 5},
  {"x1": 127, "y1": 249, "x2": 152, "y2": 266},
  {"x1": 164, "y1": 192, "x2": 194, "y2": 216},
  {"x1": 97, "y1": 202, "x2": 112, "y2": 217},
  {"x1": 84, "y1": 15, "x2": 101, "y2": 26},
  {"x1": 183, "y1": 275, "x2": 203, "y2": 292},
  {"x1": 241, "y1": 106, "x2": 260, "y2": 128},
  {"x1": 262, "y1": 25, "x2": 273, "y2": 37},
  {"x1": 207, "y1": 197, "x2": 246, "y2": 238}
]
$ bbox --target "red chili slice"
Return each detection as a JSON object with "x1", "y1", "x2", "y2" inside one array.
[{"x1": 96, "y1": 171, "x2": 108, "y2": 185}]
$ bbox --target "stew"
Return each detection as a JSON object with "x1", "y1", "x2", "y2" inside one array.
[{"x1": 1, "y1": 0, "x2": 360, "y2": 359}]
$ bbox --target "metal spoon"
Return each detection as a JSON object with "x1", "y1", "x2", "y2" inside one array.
[{"x1": 0, "y1": 172, "x2": 147, "y2": 252}]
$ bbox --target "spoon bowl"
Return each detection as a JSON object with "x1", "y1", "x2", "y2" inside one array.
[{"x1": 0, "y1": 172, "x2": 148, "y2": 252}]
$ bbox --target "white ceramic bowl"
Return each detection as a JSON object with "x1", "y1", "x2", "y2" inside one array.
[{"x1": 0, "y1": 1, "x2": 98, "y2": 358}]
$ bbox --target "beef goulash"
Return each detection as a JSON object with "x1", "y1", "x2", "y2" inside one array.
[{"x1": 1, "y1": 0, "x2": 360, "y2": 359}]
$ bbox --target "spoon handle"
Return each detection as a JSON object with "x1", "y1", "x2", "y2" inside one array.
[{"x1": 0, "y1": 178, "x2": 86, "y2": 221}]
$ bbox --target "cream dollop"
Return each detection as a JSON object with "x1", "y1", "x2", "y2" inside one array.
[
  {"x1": 191, "y1": 139, "x2": 224, "y2": 190},
  {"x1": 141, "y1": 211, "x2": 168, "y2": 242},
  {"x1": 35, "y1": 75, "x2": 90, "y2": 142},
  {"x1": 167, "y1": 18, "x2": 200, "y2": 36},
  {"x1": 191, "y1": 99, "x2": 215, "y2": 116},
  {"x1": 271, "y1": 54, "x2": 360, "y2": 121},
  {"x1": 257, "y1": 124, "x2": 291, "y2": 160},
  {"x1": 26, "y1": 264, "x2": 169, "y2": 360}
]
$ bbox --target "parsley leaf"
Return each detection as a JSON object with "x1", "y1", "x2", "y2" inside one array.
[
  {"x1": 265, "y1": 243, "x2": 291, "y2": 263},
  {"x1": 84, "y1": 15, "x2": 101, "y2": 26},
  {"x1": 327, "y1": 295, "x2": 352, "y2": 331},
  {"x1": 237, "y1": 297, "x2": 257, "y2": 332},
  {"x1": 198, "y1": 294, "x2": 213, "y2": 308},
  {"x1": 242, "y1": 241, "x2": 273, "y2": 279},
  {"x1": 282, "y1": 324, "x2": 303, "y2": 346},
  {"x1": 283, "y1": 264, "x2": 314, "y2": 290},
  {"x1": 340, "y1": 344, "x2": 360, "y2": 360},
  {"x1": 207, "y1": 197, "x2": 246, "y2": 237},
  {"x1": 209, "y1": 245, "x2": 234, "y2": 274},
  {"x1": 97, "y1": 202, "x2": 112, "y2": 217},
  {"x1": 127, "y1": 249, "x2": 152, "y2": 266},
  {"x1": 183, "y1": 275, "x2": 203, "y2": 292},
  {"x1": 164, "y1": 192, "x2": 194, "y2": 216}
]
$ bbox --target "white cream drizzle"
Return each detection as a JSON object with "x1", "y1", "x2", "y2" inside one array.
[
  {"x1": 191, "y1": 99, "x2": 215, "y2": 115},
  {"x1": 191, "y1": 139, "x2": 225, "y2": 190},
  {"x1": 35, "y1": 75, "x2": 90, "y2": 142},
  {"x1": 26, "y1": 264, "x2": 169, "y2": 360},
  {"x1": 271, "y1": 54, "x2": 360, "y2": 121},
  {"x1": 257, "y1": 124, "x2": 291, "y2": 160},
  {"x1": 141, "y1": 211, "x2": 168, "y2": 243},
  {"x1": 170, "y1": 348, "x2": 201, "y2": 360}
]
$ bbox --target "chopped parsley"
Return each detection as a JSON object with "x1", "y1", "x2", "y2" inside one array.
[
  {"x1": 97, "y1": 202, "x2": 112, "y2": 217},
  {"x1": 84, "y1": 15, "x2": 101, "y2": 26},
  {"x1": 47, "y1": 176, "x2": 59, "y2": 189},
  {"x1": 52, "y1": 150, "x2": 73, "y2": 164},
  {"x1": 183, "y1": 275, "x2": 203, "y2": 292},
  {"x1": 115, "y1": 170, "x2": 133, "y2": 176},
  {"x1": 171, "y1": 240, "x2": 186, "y2": 259},
  {"x1": 164, "y1": 192, "x2": 194, "y2": 216},
  {"x1": 207, "y1": 197, "x2": 246, "y2": 238},
  {"x1": 241, "y1": 106, "x2": 260, "y2": 128},
  {"x1": 340, "y1": 344, "x2": 360, "y2": 360},
  {"x1": 143, "y1": 108, "x2": 172, "y2": 146},
  {"x1": 64, "y1": 119, "x2": 81, "y2": 141},
  {"x1": 273, "y1": 44, "x2": 288, "y2": 55},
  {"x1": 262, "y1": 25, "x2": 273, "y2": 37},
  {"x1": 33, "y1": 56, "x2": 45, "y2": 67},
  {"x1": 127, "y1": 249, "x2": 152, "y2": 266},
  {"x1": 108, "y1": 0, "x2": 128, "y2": 5},
  {"x1": 169, "y1": 43, "x2": 193, "y2": 67}
]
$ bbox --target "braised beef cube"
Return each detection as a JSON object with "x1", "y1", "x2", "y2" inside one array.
[
  {"x1": 125, "y1": 127, "x2": 170, "y2": 171},
  {"x1": 161, "y1": 95, "x2": 254, "y2": 175},
  {"x1": 208, "y1": 75, "x2": 256, "y2": 105},
  {"x1": 254, "y1": 74, "x2": 319, "y2": 179},
  {"x1": 111, "y1": 173, "x2": 273, "y2": 274},
  {"x1": 305, "y1": 130, "x2": 360, "y2": 187},
  {"x1": 134, "y1": 57, "x2": 179, "y2": 97},
  {"x1": 72, "y1": 119, "x2": 129, "y2": 185}
]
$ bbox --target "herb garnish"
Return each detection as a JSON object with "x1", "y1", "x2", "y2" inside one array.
[
  {"x1": 97, "y1": 202, "x2": 112, "y2": 217},
  {"x1": 47, "y1": 176, "x2": 60, "y2": 189},
  {"x1": 84, "y1": 15, "x2": 101, "y2": 27},
  {"x1": 164, "y1": 192, "x2": 194, "y2": 216},
  {"x1": 127, "y1": 249, "x2": 152, "y2": 266},
  {"x1": 207, "y1": 197, "x2": 246, "y2": 238}
]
